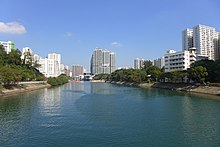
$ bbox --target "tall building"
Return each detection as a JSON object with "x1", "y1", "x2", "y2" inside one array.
[
  {"x1": 38, "y1": 53, "x2": 62, "y2": 77},
  {"x1": 91, "y1": 48, "x2": 116, "y2": 75},
  {"x1": 72, "y1": 65, "x2": 84, "y2": 79},
  {"x1": 110, "y1": 52, "x2": 116, "y2": 73},
  {"x1": 91, "y1": 48, "x2": 103, "y2": 74},
  {"x1": 164, "y1": 48, "x2": 196, "y2": 72},
  {"x1": 48, "y1": 53, "x2": 61, "y2": 62},
  {"x1": 182, "y1": 29, "x2": 193, "y2": 51},
  {"x1": 0, "y1": 41, "x2": 15, "y2": 54},
  {"x1": 153, "y1": 57, "x2": 165, "y2": 69},
  {"x1": 193, "y1": 24, "x2": 217, "y2": 60},
  {"x1": 48, "y1": 53, "x2": 61, "y2": 76},
  {"x1": 60, "y1": 64, "x2": 70, "y2": 76},
  {"x1": 38, "y1": 58, "x2": 55, "y2": 77},
  {"x1": 215, "y1": 32, "x2": 220, "y2": 60},
  {"x1": 103, "y1": 50, "x2": 110, "y2": 74},
  {"x1": 134, "y1": 58, "x2": 145, "y2": 69},
  {"x1": 182, "y1": 24, "x2": 219, "y2": 60},
  {"x1": 218, "y1": 32, "x2": 220, "y2": 59}
]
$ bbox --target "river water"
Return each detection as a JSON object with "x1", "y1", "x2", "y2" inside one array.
[{"x1": 1, "y1": 82, "x2": 220, "y2": 146}]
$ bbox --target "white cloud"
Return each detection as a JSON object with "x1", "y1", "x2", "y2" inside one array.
[
  {"x1": 64, "y1": 32, "x2": 73, "y2": 37},
  {"x1": 0, "y1": 22, "x2": 27, "y2": 34},
  {"x1": 111, "y1": 42, "x2": 122, "y2": 47}
]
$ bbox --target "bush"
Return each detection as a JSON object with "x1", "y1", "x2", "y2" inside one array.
[
  {"x1": 207, "y1": 83, "x2": 220, "y2": 87},
  {"x1": 0, "y1": 84, "x2": 3, "y2": 90},
  {"x1": 47, "y1": 75, "x2": 69, "y2": 86}
]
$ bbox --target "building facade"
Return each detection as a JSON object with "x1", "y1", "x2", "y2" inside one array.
[
  {"x1": 91, "y1": 48, "x2": 116, "y2": 75},
  {"x1": 216, "y1": 32, "x2": 220, "y2": 60},
  {"x1": 134, "y1": 58, "x2": 145, "y2": 69},
  {"x1": 72, "y1": 65, "x2": 84, "y2": 80},
  {"x1": 182, "y1": 24, "x2": 219, "y2": 60},
  {"x1": 103, "y1": 50, "x2": 110, "y2": 74},
  {"x1": 153, "y1": 57, "x2": 165, "y2": 69},
  {"x1": 193, "y1": 24, "x2": 217, "y2": 60},
  {"x1": 164, "y1": 48, "x2": 196, "y2": 72},
  {"x1": 110, "y1": 52, "x2": 116, "y2": 73},
  {"x1": 0, "y1": 41, "x2": 15, "y2": 54},
  {"x1": 182, "y1": 29, "x2": 193, "y2": 51},
  {"x1": 37, "y1": 53, "x2": 62, "y2": 77},
  {"x1": 91, "y1": 48, "x2": 103, "y2": 75}
]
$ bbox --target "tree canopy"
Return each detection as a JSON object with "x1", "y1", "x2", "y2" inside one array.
[
  {"x1": 105, "y1": 59, "x2": 220, "y2": 85},
  {"x1": 0, "y1": 45, "x2": 45, "y2": 87}
]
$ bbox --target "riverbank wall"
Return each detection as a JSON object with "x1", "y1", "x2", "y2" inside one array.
[
  {"x1": 108, "y1": 81, "x2": 220, "y2": 96},
  {"x1": 0, "y1": 83, "x2": 51, "y2": 97}
]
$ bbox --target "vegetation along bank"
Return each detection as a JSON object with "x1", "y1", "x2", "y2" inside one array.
[
  {"x1": 94, "y1": 59, "x2": 220, "y2": 96},
  {"x1": 0, "y1": 45, "x2": 69, "y2": 97}
]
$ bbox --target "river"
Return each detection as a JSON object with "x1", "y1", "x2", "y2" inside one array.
[{"x1": 1, "y1": 82, "x2": 220, "y2": 146}]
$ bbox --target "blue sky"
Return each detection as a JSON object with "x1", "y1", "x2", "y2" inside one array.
[{"x1": 0, "y1": 0, "x2": 219, "y2": 71}]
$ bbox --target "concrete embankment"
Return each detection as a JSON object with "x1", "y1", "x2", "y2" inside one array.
[
  {"x1": 0, "y1": 83, "x2": 51, "y2": 97},
  {"x1": 90, "y1": 80, "x2": 106, "y2": 82},
  {"x1": 151, "y1": 83, "x2": 220, "y2": 96},
  {"x1": 109, "y1": 81, "x2": 220, "y2": 96}
]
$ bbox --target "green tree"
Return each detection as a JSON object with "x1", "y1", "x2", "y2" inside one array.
[
  {"x1": 143, "y1": 60, "x2": 153, "y2": 69},
  {"x1": 5, "y1": 49, "x2": 22, "y2": 65},
  {"x1": 22, "y1": 50, "x2": 33, "y2": 67},
  {"x1": 0, "y1": 45, "x2": 7, "y2": 66},
  {"x1": 93, "y1": 74, "x2": 110, "y2": 80},
  {"x1": 191, "y1": 59, "x2": 215, "y2": 82},
  {"x1": 0, "y1": 66, "x2": 22, "y2": 87},
  {"x1": 146, "y1": 66, "x2": 162, "y2": 82},
  {"x1": 47, "y1": 74, "x2": 69, "y2": 86},
  {"x1": 188, "y1": 66, "x2": 208, "y2": 84}
]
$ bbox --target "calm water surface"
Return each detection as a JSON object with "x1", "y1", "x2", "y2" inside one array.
[{"x1": 1, "y1": 82, "x2": 220, "y2": 146}]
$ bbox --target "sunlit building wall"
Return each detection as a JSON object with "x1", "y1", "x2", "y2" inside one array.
[
  {"x1": 182, "y1": 29, "x2": 193, "y2": 51},
  {"x1": 164, "y1": 48, "x2": 196, "y2": 72},
  {"x1": 91, "y1": 48, "x2": 116, "y2": 75},
  {"x1": 134, "y1": 58, "x2": 145, "y2": 69},
  {"x1": 153, "y1": 57, "x2": 165, "y2": 69},
  {"x1": 0, "y1": 41, "x2": 15, "y2": 54}
]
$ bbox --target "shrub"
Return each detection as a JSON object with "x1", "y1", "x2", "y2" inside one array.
[
  {"x1": 47, "y1": 75, "x2": 69, "y2": 86},
  {"x1": 207, "y1": 83, "x2": 220, "y2": 87}
]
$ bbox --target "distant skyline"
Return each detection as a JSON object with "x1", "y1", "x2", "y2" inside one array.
[{"x1": 0, "y1": 0, "x2": 219, "y2": 71}]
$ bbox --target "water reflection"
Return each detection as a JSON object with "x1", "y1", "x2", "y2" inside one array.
[
  {"x1": 181, "y1": 95, "x2": 220, "y2": 143},
  {"x1": 0, "y1": 90, "x2": 43, "y2": 145},
  {"x1": 1, "y1": 82, "x2": 220, "y2": 146},
  {"x1": 38, "y1": 87, "x2": 61, "y2": 117}
]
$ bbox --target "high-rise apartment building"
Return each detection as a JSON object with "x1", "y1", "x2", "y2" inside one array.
[
  {"x1": 60, "y1": 64, "x2": 70, "y2": 76},
  {"x1": 0, "y1": 41, "x2": 15, "y2": 54},
  {"x1": 37, "y1": 53, "x2": 62, "y2": 77},
  {"x1": 103, "y1": 50, "x2": 110, "y2": 74},
  {"x1": 134, "y1": 58, "x2": 145, "y2": 69},
  {"x1": 38, "y1": 58, "x2": 56, "y2": 77},
  {"x1": 153, "y1": 57, "x2": 165, "y2": 69},
  {"x1": 215, "y1": 32, "x2": 220, "y2": 60},
  {"x1": 48, "y1": 53, "x2": 61, "y2": 76},
  {"x1": 110, "y1": 52, "x2": 116, "y2": 73},
  {"x1": 182, "y1": 24, "x2": 219, "y2": 60},
  {"x1": 182, "y1": 29, "x2": 193, "y2": 51},
  {"x1": 72, "y1": 65, "x2": 84, "y2": 78},
  {"x1": 91, "y1": 48, "x2": 103, "y2": 75},
  {"x1": 193, "y1": 24, "x2": 217, "y2": 60},
  {"x1": 48, "y1": 53, "x2": 61, "y2": 63},
  {"x1": 91, "y1": 48, "x2": 116, "y2": 75}
]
